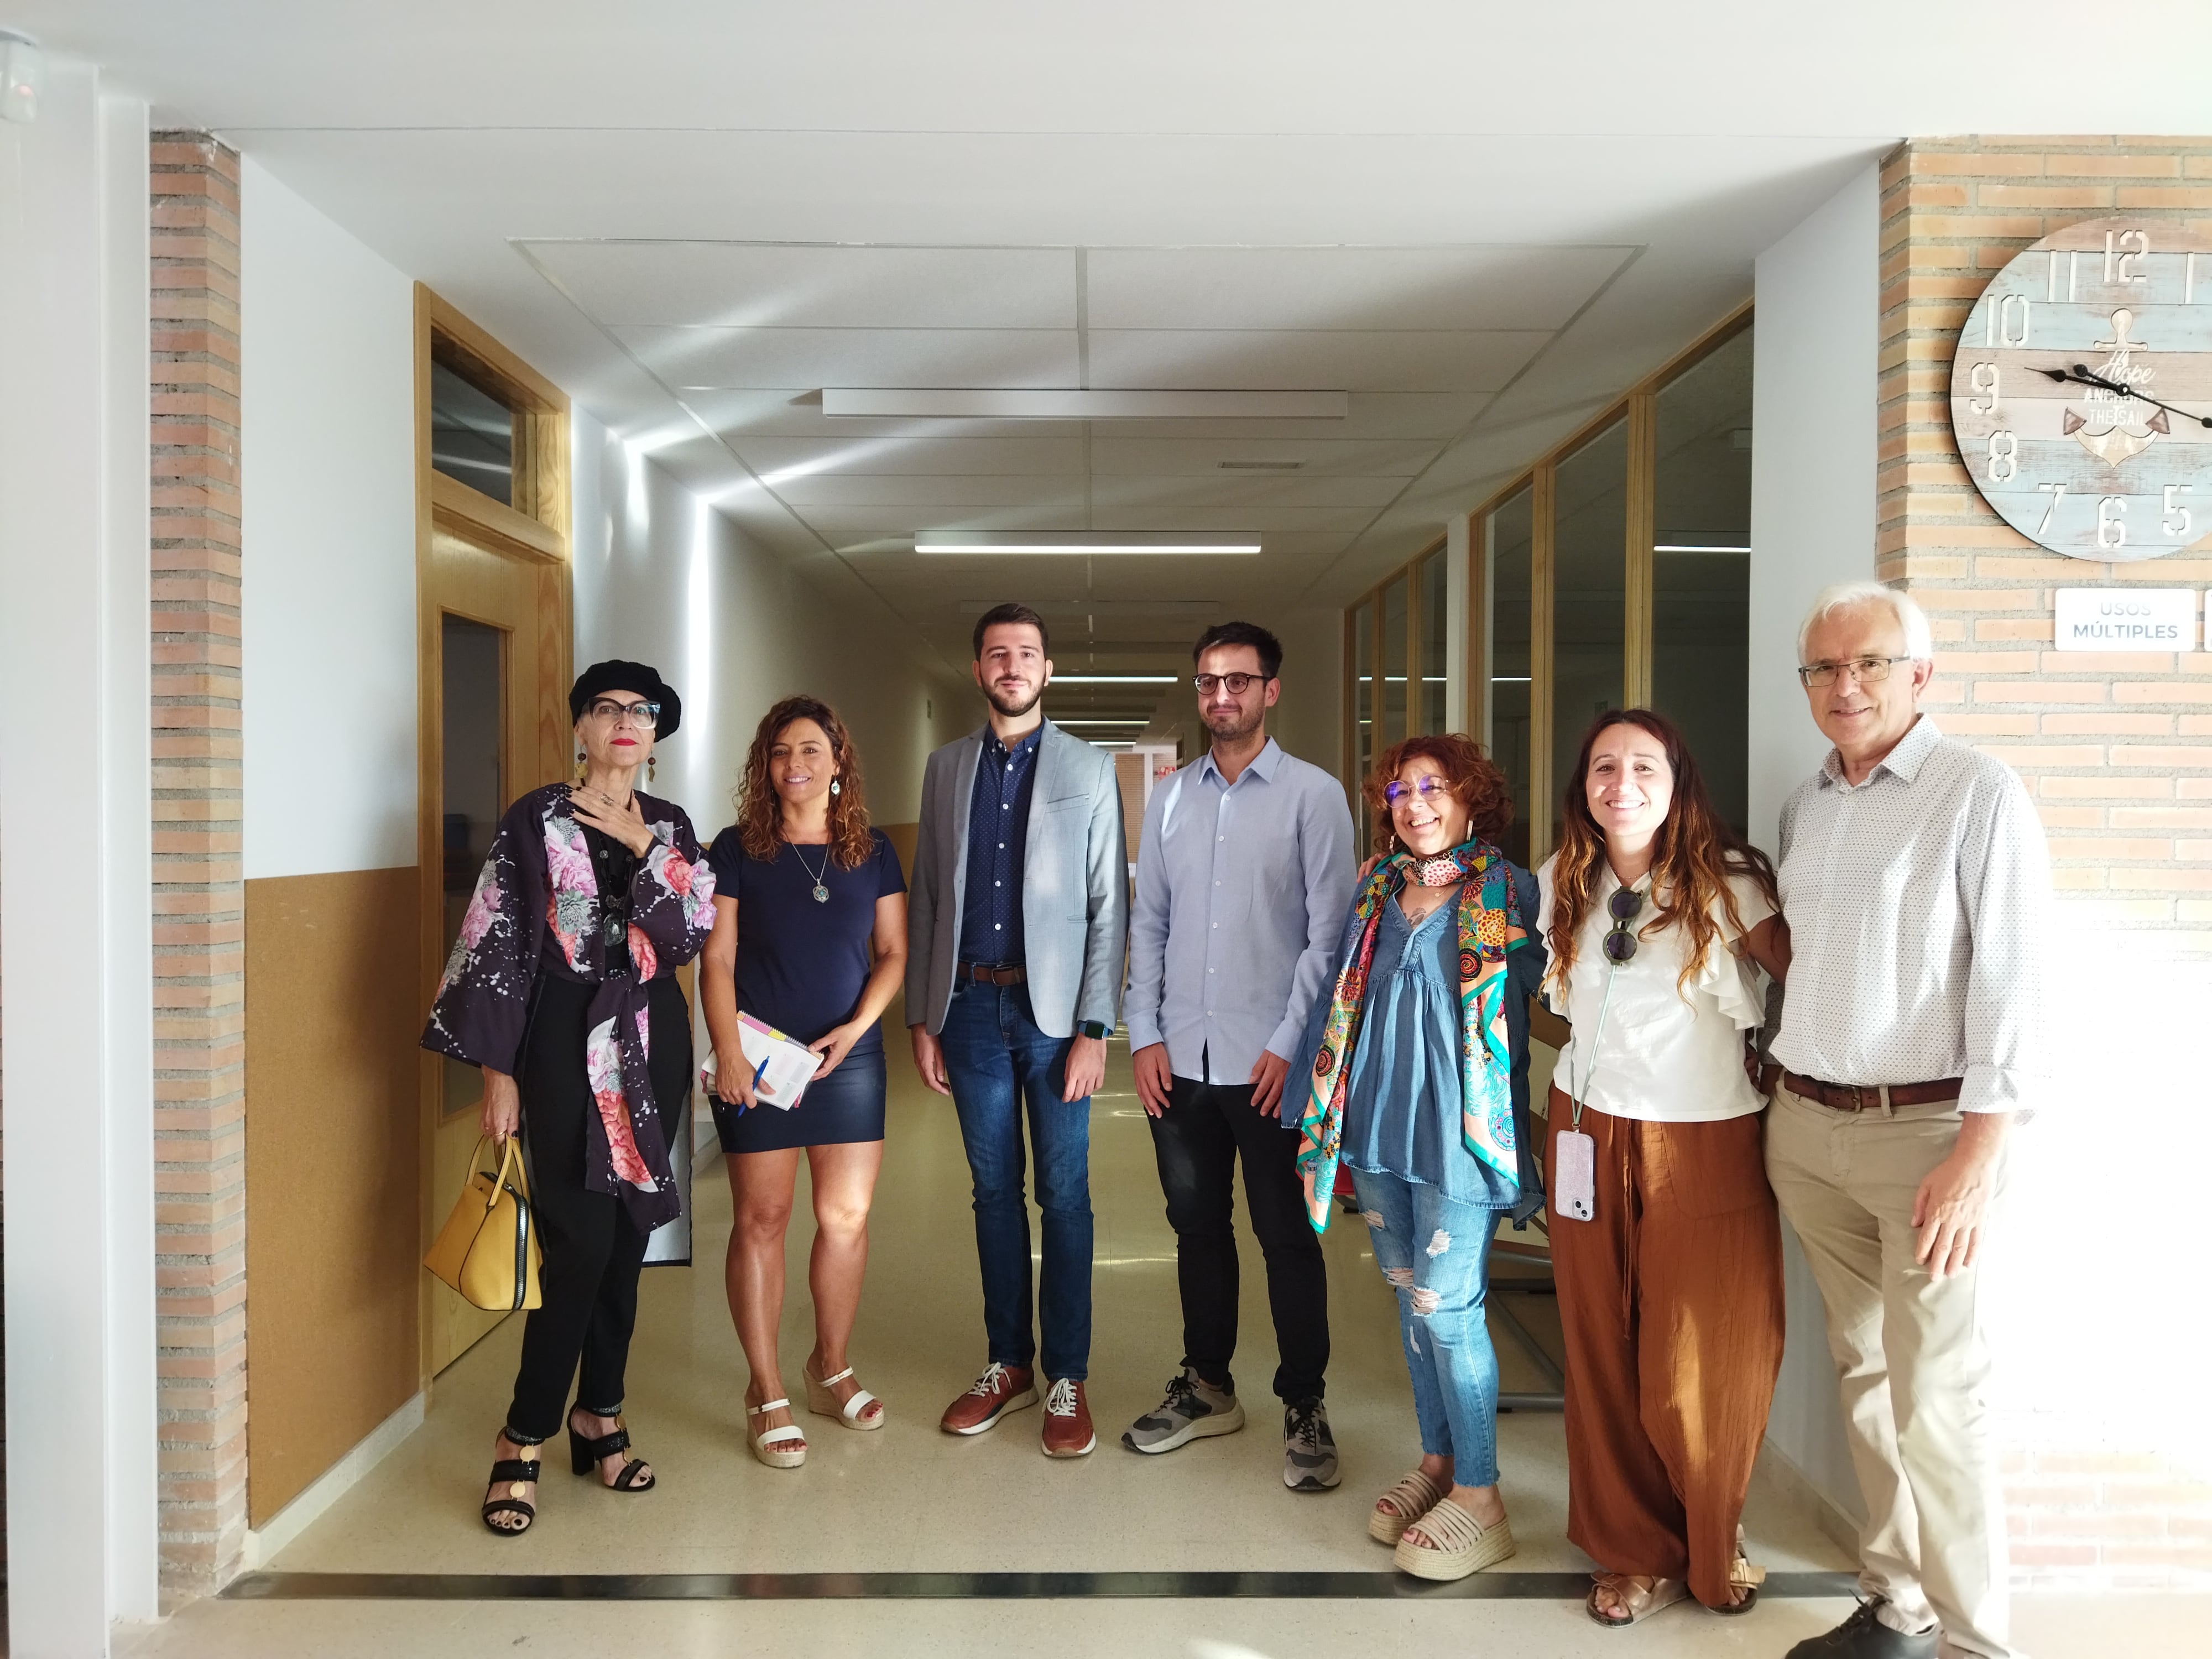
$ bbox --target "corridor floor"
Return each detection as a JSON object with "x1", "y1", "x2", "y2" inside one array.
[{"x1": 121, "y1": 1046, "x2": 2203, "y2": 1657}]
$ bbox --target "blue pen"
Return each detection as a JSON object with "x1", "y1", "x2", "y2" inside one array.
[{"x1": 748, "y1": 1054, "x2": 771, "y2": 1108}]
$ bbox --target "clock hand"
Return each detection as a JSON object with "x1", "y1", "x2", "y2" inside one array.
[{"x1": 2039, "y1": 365, "x2": 2212, "y2": 430}]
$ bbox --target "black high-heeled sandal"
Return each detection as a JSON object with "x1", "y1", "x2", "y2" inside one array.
[
  {"x1": 481, "y1": 1448, "x2": 542, "y2": 1536},
  {"x1": 568, "y1": 1410, "x2": 654, "y2": 1491}
]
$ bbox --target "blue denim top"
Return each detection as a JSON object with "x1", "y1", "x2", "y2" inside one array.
[
  {"x1": 958, "y1": 725, "x2": 1041, "y2": 966},
  {"x1": 1338, "y1": 897, "x2": 1521, "y2": 1211}
]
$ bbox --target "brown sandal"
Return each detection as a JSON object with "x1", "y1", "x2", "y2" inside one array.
[{"x1": 1587, "y1": 1573, "x2": 1688, "y2": 1627}]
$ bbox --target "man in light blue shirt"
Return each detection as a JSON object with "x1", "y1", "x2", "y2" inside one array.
[{"x1": 1121, "y1": 622, "x2": 1355, "y2": 1491}]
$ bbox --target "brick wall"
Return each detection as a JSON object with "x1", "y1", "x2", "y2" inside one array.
[
  {"x1": 1880, "y1": 135, "x2": 2212, "y2": 1589},
  {"x1": 150, "y1": 132, "x2": 248, "y2": 1600}
]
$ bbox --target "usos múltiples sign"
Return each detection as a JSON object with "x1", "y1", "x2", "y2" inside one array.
[{"x1": 2052, "y1": 588, "x2": 2198, "y2": 651}]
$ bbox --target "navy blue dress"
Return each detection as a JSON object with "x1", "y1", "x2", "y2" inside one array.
[{"x1": 705, "y1": 826, "x2": 906, "y2": 1152}]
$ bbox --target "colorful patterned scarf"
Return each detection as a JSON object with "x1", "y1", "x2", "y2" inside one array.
[{"x1": 1295, "y1": 839, "x2": 1522, "y2": 1232}]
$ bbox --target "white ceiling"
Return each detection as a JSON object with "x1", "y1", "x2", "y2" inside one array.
[{"x1": 18, "y1": 0, "x2": 2212, "y2": 710}]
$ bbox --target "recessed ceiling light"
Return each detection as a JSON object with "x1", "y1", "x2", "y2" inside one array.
[
  {"x1": 1055, "y1": 719, "x2": 1151, "y2": 727},
  {"x1": 1217, "y1": 460, "x2": 1303, "y2": 472},
  {"x1": 917, "y1": 532, "x2": 1260, "y2": 555},
  {"x1": 1653, "y1": 544, "x2": 1751, "y2": 554},
  {"x1": 826, "y1": 389, "x2": 1346, "y2": 420},
  {"x1": 1050, "y1": 675, "x2": 1180, "y2": 684}
]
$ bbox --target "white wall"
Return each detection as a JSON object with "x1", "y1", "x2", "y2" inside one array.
[
  {"x1": 239, "y1": 160, "x2": 418, "y2": 880},
  {"x1": 571, "y1": 411, "x2": 971, "y2": 839},
  {"x1": 1747, "y1": 160, "x2": 1881, "y2": 1520},
  {"x1": 1748, "y1": 160, "x2": 1880, "y2": 851},
  {"x1": 0, "y1": 60, "x2": 161, "y2": 1648}
]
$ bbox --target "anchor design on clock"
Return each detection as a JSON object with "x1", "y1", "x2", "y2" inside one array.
[{"x1": 1951, "y1": 217, "x2": 2212, "y2": 562}]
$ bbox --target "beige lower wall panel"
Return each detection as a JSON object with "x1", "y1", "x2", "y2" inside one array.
[{"x1": 244, "y1": 865, "x2": 422, "y2": 1525}]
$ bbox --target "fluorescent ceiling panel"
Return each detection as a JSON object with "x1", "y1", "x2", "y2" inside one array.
[
  {"x1": 916, "y1": 532, "x2": 1260, "y2": 555},
  {"x1": 1088, "y1": 329, "x2": 1547, "y2": 394},
  {"x1": 615, "y1": 326, "x2": 1079, "y2": 390},
  {"x1": 823, "y1": 389, "x2": 1347, "y2": 419}
]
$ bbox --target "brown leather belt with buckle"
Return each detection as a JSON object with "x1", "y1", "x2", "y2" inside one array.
[
  {"x1": 958, "y1": 962, "x2": 1026, "y2": 985},
  {"x1": 1781, "y1": 1071, "x2": 1964, "y2": 1112}
]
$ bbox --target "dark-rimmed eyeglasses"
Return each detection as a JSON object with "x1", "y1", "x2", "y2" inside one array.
[
  {"x1": 1193, "y1": 672, "x2": 1272, "y2": 696},
  {"x1": 1602, "y1": 886, "x2": 1644, "y2": 964},
  {"x1": 585, "y1": 697, "x2": 660, "y2": 728},
  {"x1": 1797, "y1": 655, "x2": 1911, "y2": 689}
]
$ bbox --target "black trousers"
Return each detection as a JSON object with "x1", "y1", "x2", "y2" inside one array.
[
  {"x1": 1145, "y1": 1072, "x2": 1329, "y2": 1404},
  {"x1": 504, "y1": 975, "x2": 690, "y2": 1443}
]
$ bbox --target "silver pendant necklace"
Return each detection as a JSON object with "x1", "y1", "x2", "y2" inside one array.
[{"x1": 792, "y1": 839, "x2": 831, "y2": 903}]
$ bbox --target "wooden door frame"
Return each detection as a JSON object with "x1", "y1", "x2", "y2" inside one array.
[{"x1": 413, "y1": 283, "x2": 573, "y2": 1389}]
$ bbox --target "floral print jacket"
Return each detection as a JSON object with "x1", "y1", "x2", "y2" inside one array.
[{"x1": 421, "y1": 782, "x2": 717, "y2": 1229}]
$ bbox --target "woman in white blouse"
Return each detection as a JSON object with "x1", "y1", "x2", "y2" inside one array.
[{"x1": 1536, "y1": 709, "x2": 1790, "y2": 1629}]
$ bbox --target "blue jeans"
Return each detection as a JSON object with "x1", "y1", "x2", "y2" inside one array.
[
  {"x1": 1350, "y1": 1167, "x2": 1501, "y2": 1486},
  {"x1": 938, "y1": 980, "x2": 1093, "y2": 1381}
]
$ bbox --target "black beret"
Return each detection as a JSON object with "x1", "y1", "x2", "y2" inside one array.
[{"x1": 569, "y1": 659, "x2": 681, "y2": 741}]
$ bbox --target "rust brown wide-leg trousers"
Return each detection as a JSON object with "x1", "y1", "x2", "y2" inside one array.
[{"x1": 1545, "y1": 1090, "x2": 1785, "y2": 1610}]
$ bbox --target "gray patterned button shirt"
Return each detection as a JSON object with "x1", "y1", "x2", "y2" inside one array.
[
  {"x1": 1123, "y1": 739, "x2": 1355, "y2": 1086},
  {"x1": 1772, "y1": 715, "x2": 2053, "y2": 1114}
]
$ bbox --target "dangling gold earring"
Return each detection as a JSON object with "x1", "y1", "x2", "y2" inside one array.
[
  {"x1": 573, "y1": 750, "x2": 587, "y2": 784},
  {"x1": 647, "y1": 754, "x2": 656, "y2": 784}
]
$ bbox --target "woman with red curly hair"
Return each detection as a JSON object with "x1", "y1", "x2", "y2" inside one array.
[
  {"x1": 700, "y1": 696, "x2": 909, "y2": 1468},
  {"x1": 1537, "y1": 709, "x2": 1788, "y2": 1628},
  {"x1": 1291, "y1": 733, "x2": 1544, "y2": 1583}
]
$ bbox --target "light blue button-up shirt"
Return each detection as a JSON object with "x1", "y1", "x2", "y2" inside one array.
[{"x1": 1123, "y1": 738, "x2": 1355, "y2": 1086}]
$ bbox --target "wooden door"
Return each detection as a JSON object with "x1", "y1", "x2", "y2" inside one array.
[{"x1": 421, "y1": 526, "x2": 567, "y2": 1374}]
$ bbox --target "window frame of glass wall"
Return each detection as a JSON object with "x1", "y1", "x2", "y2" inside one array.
[
  {"x1": 1339, "y1": 299, "x2": 1751, "y2": 866},
  {"x1": 1340, "y1": 543, "x2": 1449, "y2": 856}
]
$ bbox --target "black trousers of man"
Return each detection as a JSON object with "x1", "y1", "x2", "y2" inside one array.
[{"x1": 1146, "y1": 1072, "x2": 1328, "y2": 1404}]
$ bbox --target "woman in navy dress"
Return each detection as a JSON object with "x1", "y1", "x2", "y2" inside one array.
[{"x1": 700, "y1": 695, "x2": 908, "y2": 1468}]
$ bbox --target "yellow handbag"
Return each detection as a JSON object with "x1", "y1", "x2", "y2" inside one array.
[{"x1": 425, "y1": 1136, "x2": 543, "y2": 1311}]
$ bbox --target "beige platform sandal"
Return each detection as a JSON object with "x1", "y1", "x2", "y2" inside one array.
[
  {"x1": 1588, "y1": 1573, "x2": 1689, "y2": 1627},
  {"x1": 1391, "y1": 1498, "x2": 1516, "y2": 1582},
  {"x1": 805, "y1": 1365, "x2": 885, "y2": 1431},
  {"x1": 1368, "y1": 1468, "x2": 1446, "y2": 1545},
  {"x1": 745, "y1": 1397, "x2": 807, "y2": 1469}
]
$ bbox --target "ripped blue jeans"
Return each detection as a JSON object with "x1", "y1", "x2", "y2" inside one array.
[{"x1": 1349, "y1": 1167, "x2": 1502, "y2": 1486}]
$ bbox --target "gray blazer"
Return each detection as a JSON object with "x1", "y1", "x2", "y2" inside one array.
[{"x1": 906, "y1": 719, "x2": 1128, "y2": 1039}]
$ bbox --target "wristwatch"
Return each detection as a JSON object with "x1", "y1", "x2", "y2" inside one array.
[{"x1": 1077, "y1": 1020, "x2": 1112, "y2": 1040}]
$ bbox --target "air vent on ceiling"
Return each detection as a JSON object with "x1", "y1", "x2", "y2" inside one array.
[{"x1": 1218, "y1": 460, "x2": 1303, "y2": 471}]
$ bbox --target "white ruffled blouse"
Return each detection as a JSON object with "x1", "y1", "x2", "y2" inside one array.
[{"x1": 1535, "y1": 855, "x2": 1775, "y2": 1123}]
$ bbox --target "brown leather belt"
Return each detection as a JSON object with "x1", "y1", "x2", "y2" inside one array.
[
  {"x1": 958, "y1": 962, "x2": 1026, "y2": 985},
  {"x1": 1782, "y1": 1071, "x2": 1963, "y2": 1112}
]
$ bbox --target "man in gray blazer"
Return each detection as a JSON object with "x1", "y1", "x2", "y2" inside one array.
[{"x1": 908, "y1": 602, "x2": 1127, "y2": 1458}]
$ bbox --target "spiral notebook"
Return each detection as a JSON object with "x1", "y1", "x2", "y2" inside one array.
[{"x1": 700, "y1": 1013, "x2": 820, "y2": 1110}]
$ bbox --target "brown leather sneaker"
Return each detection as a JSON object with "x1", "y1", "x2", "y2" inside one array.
[
  {"x1": 939, "y1": 1361, "x2": 1039, "y2": 1436},
  {"x1": 1040, "y1": 1376, "x2": 1095, "y2": 1458}
]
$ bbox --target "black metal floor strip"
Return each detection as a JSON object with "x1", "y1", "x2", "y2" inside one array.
[{"x1": 226, "y1": 1569, "x2": 1860, "y2": 1602}]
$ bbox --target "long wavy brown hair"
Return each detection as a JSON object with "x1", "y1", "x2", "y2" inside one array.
[
  {"x1": 1365, "y1": 733, "x2": 1514, "y2": 857},
  {"x1": 734, "y1": 696, "x2": 874, "y2": 869},
  {"x1": 1544, "y1": 707, "x2": 1776, "y2": 997}
]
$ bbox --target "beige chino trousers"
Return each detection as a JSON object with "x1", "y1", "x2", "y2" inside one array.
[{"x1": 1764, "y1": 1083, "x2": 2013, "y2": 1659}]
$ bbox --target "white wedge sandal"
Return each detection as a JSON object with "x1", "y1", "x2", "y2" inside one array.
[
  {"x1": 805, "y1": 1365, "x2": 885, "y2": 1431},
  {"x1": 745, "y1": 1398, "x2": 807, "y2": 1469}
]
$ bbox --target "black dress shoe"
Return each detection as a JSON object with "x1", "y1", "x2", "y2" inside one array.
[{"x1": 1784, "y1": 1599, "x2": 1939, "y2": 1659}]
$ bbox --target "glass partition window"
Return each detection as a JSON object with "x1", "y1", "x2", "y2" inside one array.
[
  {"x1": 1381, "y1": 575, "x2": 1409, "y2": 750},
  {"x1": 1551, "y1": 419, "x2": 1629, "y2": 849},
  {"x1": 1488, "y1": 487, "x2": 1534, "y2": 867},
  {"x1": 430, "y1": 354, "x2": 519, "y2": 508},
  {"x1": 1353, "y1": 598, "x2": 1374, "y2": 850},
  {"x1": 1420, "y1": 550, "x2": 1448, "y2": 735},
  {"x1": 1653, "y1": 327, "x2": 1754, "y2": 834},
  {"x1": 440, "y1": 614, "x2": 505, "y2": 1115}
]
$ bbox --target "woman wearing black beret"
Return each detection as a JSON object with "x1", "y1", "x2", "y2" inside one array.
[{"x1": 423, "y1": 660, "x2": 718, "y2": 1536}]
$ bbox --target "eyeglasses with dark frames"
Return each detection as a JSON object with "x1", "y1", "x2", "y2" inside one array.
[
  {"x1": 1193, "y1": 672, "x2": 1273, "y2": 696},
  {"x1": 1797, "y1": 655, "x2": 1912, "y2": 689},
  {"x1": 1602, "y1": 886, "x2": 1644, "y2": 964},
  {"x1": 585, "y1": 697, "x2": 660, "y2": 728}
]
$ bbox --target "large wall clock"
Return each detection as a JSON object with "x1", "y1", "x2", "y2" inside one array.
[{"x1": 1951, "y1": 216, "x2": 2212, "y2": 562}]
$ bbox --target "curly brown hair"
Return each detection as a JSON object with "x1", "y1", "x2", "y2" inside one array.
[
  {"x1": 1364, "y1": 733, "x2": 1514, "y2": 857},
  {"x1": 1543, "y1": 708, "x2": 1777, "y2": 998},
  {"x1": 733, "y1": 696, "x2": 873, "y2": 869}
]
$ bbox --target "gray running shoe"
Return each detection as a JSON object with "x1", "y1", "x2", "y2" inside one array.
[
  {"x1": 1283, "y1": 1398, "x2": 1340, "y2": 1491},
  {"x1": 1121, "y1": 1368, "x2": 1244, "y2": 1454}
]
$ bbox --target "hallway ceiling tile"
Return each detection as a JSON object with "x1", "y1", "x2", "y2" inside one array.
[
  {"x1": 1085, "y1": 329, "x2": 1546, "y2": 394},
  {"x1": 613, "y1": 326, "x2": 1081, "y2": 391}
]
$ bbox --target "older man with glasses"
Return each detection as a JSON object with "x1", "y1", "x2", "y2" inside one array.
[
  {"x1": 1766, "y1": 582, "x2": 2051, "y2": 1659},
  {"x1": 1120, "y1": 620, "x2": 1354, "y2": 1490}
]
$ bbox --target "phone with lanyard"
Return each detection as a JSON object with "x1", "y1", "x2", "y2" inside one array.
[{"x1": 1554, "y1": 883, "x2": 1645, "y2": 1223}]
